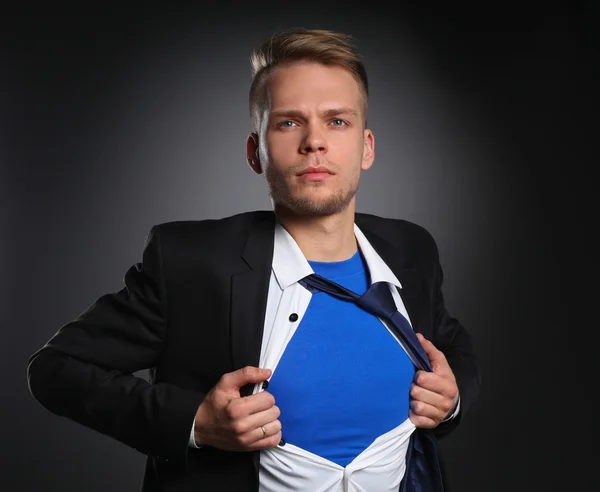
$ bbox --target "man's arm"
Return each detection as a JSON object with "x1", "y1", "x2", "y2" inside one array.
[{"x1": 27, "y1": 226, "x2": 205, "y2": 463}]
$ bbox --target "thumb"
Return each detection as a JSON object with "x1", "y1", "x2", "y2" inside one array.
[
  {"x1": 416, "y1": 333, "x2": 450, "y2": 374},
  {"x1": 219, "y1": 366, "x2": 272, "y2": 392}
]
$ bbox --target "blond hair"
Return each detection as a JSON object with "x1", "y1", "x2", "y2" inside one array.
[{"x1": 249, "y1": 28, "x2": 369, "y2": 132}]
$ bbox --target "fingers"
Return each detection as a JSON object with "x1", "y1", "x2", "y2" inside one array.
[
  {"x1": 410, "y1": 383, "x2": 448, "y2": 411},
  {"x1": 251, "y1": 420, "x2": 283, "y2": 446},
  {"x1": 255, "y1": 421, "x2": 283, "y2": 444},
  {"x1": 409, "y1": 408, "x2": 437, "y2": 429},
  {"x1": 227, "y1": 404, "x2": 281, "y2": 436},
  {"x1": 203, "y1": 390, "x2": 281, "y2": 451},
  {"x1": 409, "y1": 392, "x2": 449, "y2": 428},
  {"x1": 409, "y1": 390, "x2": 451, "y2": 426},
  {"x1": 410, "y1": 398, "x2": 444, "y2": 423},
  {"x1": 195, "y1": 369, "x2": 279, "y2": 451},
  {"x1": 226, "y1": 390, "x2": 277, "y2": 418},
  {"x1": 246, "y1": 426, "x2": 283, "y2": 450},
  {"x1": 219, "y1": 366, "x2": 272, "y2": 392},
  {"x1": 410, "y1": 372, "x2": 459, "y2": 429},
  {"x1": 413, "y1": 370, "x2": 456, "y2": 399},
  {"x1": 231, "y1": 410, "x2": 283, "y2": 450}
]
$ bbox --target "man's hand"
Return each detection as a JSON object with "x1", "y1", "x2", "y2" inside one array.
[
  {"x1": 409, "y1": 333, "x2": 459, "y2": 429},
  {"x1": 193, "y1": 366, "x2": 282, "y2": 451}
]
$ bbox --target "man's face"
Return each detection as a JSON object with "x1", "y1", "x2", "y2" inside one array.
[{"x1": 249, "y1": 62, "x2": 374, "y2": 217}]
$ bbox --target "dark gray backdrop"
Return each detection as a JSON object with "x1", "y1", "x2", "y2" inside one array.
[{"x1": 3, "y1": 2, "x2": 597, "y2": 491}]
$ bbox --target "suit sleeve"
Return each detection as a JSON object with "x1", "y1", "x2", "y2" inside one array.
[
  {"x1": 428, "y1": 239, "x2": 482, "y2": 440},
  {"x1": 26, "y1": 226, "x2": 205, "y2": 463}
]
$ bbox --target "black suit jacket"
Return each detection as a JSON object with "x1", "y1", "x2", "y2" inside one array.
[{"x1": 27, "y1": 210, "x2": 481, "y2": 492}]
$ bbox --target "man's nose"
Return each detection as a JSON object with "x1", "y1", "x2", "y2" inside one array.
[{"x1": 300, "y1": 125, "x2": 327, "y2": 154}]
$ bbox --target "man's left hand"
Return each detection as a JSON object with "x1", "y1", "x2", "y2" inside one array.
[{"x1": 409, "y1": 333, "x2": 460, "y2": 429}]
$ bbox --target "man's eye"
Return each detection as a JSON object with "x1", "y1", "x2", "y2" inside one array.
[
  {"x1": 331, "y1": 119, "x2": 346, "y2": 126},
  {"x1": 278, "y1": 120, "x2": 297, "y2": 128}
]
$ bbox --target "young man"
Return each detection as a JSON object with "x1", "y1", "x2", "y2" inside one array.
[{"x1": 28, "y1": 29, "x2": 480, "y2": 491}]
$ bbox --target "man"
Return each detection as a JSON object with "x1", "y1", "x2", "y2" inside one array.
[{"x1": 27, "y1": 29, "x2": 480, "y2": 491}]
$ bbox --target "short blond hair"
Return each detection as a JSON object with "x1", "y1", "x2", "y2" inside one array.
[{"x1": 249, "y1": 28, "x2": 369, "y2": 132}]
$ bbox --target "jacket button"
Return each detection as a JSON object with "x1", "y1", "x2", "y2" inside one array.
[
  {"x1": 289, "y1": 313, "x2": 298, "y2": 322},
  {"x1": 279, "y1": 438, "x2": 286, "y2": 446}
]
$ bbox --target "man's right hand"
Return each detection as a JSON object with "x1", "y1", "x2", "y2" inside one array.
[{"x1": 193, "y1": 366, "x2": 282, "y2": 451}]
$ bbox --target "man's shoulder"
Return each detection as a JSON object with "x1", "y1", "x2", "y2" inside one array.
[
  {"x1": 153, "y1": 210, "x2": 273, "y2": 234},
  {"x1": 148, "y1": 210, "x2": 274, "y2": 249},
  {"x1": 355, "y1": 212, "x2": 435, "y2": 247}
]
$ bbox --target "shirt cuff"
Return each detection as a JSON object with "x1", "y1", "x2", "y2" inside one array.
[{"x1": 189, "y1": 416, "x2": 201, "y2": 448}]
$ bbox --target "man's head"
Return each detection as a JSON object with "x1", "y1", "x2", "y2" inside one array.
[
  {"x1": 249, "y1": 29, "x2": 369, "y2": 133},
  {"x1": 246, "y1": 29, "x2": 375, "y2": 218}
]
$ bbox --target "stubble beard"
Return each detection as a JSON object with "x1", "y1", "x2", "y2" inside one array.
[{"x1": 265, "y1": 166, "x2": 358, "y2": 217}]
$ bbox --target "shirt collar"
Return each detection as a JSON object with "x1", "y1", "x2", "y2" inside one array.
[
  {"x1": 353, "y1": 224, "x2": 402, "y2": 289},
  {"x1": 271, "y1": 220, "x2": 402, "y2": 290}
]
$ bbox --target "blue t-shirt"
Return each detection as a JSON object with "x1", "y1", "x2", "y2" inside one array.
[{"x1": 267, "y1": 250, "x2": 415, "y2": 466}]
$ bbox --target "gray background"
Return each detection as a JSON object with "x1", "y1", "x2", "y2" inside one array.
[{"x1": 3, "y1": 2, "x2": 597, "y2": 491}]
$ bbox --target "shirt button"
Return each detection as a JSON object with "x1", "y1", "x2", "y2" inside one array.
[{"x1": 289, "y1": 313, "x2": 298, "y2": 322}]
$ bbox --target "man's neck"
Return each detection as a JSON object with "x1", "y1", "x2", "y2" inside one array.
[{"x1": 275, "y1": 206, "x2": 358, "y2": 262}]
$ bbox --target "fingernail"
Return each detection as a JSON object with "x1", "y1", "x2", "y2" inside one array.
[{"x1": 262, "y1": 380, "x2": 269, "y2": 390}]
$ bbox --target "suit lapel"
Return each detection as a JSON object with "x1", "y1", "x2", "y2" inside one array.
[{"x1": 230, "y1": 212, "x2": 276, "y2": 397}]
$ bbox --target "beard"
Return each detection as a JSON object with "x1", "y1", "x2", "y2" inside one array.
[{"x1": 265, "y1": 165, "x2": 359, "y2": 217}]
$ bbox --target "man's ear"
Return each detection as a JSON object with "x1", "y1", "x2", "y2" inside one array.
[
  {"x1": 361, "y1": 128, "x2": 375, "y2": 171},
  {"x1": 246, "y1": 132, "x2": 262, "y2": 174}
]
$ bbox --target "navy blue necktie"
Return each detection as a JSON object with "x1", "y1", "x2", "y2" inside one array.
[{"x1": 299, "y1": 273, "x2": 444, "y2": 492}]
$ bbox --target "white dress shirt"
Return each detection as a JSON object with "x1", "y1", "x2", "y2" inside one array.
[{"x1": 189, "y1": 220, "x2": 459, "y2": 491}]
